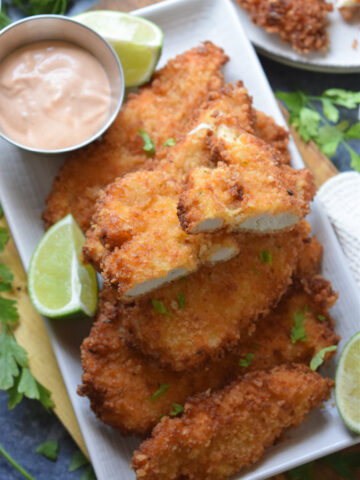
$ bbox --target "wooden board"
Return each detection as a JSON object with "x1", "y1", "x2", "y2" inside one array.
[{"x1": 2, "y1": 0, "x2": 359, "y2": 477}]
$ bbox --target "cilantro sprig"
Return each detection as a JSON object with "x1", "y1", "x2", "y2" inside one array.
[
  {"x1": 1, "y1": 0, "x2": 70, "y2": 23},
  {"x1": 35, "y1": 439, "x2": 59, "y2": 461},
  {"x1": 0, "y1": 445, "x2": 35, "y2": 480},
  {"x1": 276, "y1": 89, "x2": 360, "y2": 171}
]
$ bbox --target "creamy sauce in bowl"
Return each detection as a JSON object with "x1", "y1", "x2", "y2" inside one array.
[{"x1": 0, "y1": 40, "x2": 111, "y2": 150}]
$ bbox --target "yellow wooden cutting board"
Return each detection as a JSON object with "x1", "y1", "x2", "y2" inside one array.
[{"x1": 1, "y1": 1, "x2": 358, "y2": 478}]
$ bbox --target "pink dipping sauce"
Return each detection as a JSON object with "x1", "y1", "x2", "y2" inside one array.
[{"x1": 0, "y1": 40, "x2": 111, "y2": 150}]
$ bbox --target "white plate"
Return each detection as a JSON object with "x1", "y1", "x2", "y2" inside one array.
[
  {"x1": 0, "y1": 0, "x2": 359, "y2": 479},
  {"x1": 233, "y1": 0, "x2": 360, "y2": 72}
]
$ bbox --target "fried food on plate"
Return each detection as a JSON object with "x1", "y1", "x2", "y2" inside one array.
[
  {"x1": 132, "y1": 364, "x2": 334, "y2": 480},
  {"x1": 43, "y1": 42, "x2": 228, "y2": 232},
  {"x1": 121, "y1": 222, "x2": 312, "y2": 371},
  {"x1": 177, "y1": 126, "x2": 315, "y2": 234},
  {"x1": 236, "y1": 0, "x2": 333, "y2": 53},
  {"x1": 79, "y1": 274, "x2": 339, "y2": 435},
  {"x1": 83, "y1": 83, "x2": 254, "y2": 298},
  {"x1": 254, "y1": 110, "x2": 290, "y2": 165}
]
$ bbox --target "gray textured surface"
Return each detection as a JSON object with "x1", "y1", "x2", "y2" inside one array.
[{"x1": 0, "y1": 4, "x2": 359, "y2": 479}]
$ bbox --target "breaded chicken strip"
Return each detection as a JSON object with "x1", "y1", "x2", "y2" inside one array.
[
  {"x1": 177, "y1": 126, "x2": 315, "y2": 234},
  {"x1": 121, "y1": 222, "x2": 312, "y2": 371},
  {"x1": 254, "y1": 110, "x2": 290, "y2": 165},
  {"x1": 132, "y1": 364, "x2": 334, "y2": 480},
  {"x1": 79, "y1": 274, "x2": 338, "y2": 435},
  {"x1": 43, "y1": 42, "x2": 228, "y2": 232},
  {"x1": 237, "y1": 0, "x2": 333, "y2": 54},
  {"x1": 83, "y1": 84, "x2": 254, "y2": 298}
]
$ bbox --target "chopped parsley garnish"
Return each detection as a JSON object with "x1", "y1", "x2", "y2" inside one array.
[
  {"x1": 35, "y1": 440, "x2": 59, "y2": 461},
  {"x1": 149, "y1": 383, "x2": 170, "y2": 402},
  {"x1": 318, "y1": 314, "x2": 326, "y2": 321},
  {"x1": 151, "y1": 299, "x2": 171, "y2": 316},
  {"x1": 260, "y1": 250, "x2": 272, "y2": 265},
  {"x1": 139, "y1": 128, "x2": 155, "y2": 156},
  {"x1": 169, "y1": 403, "x2": 184, "y2": 416},
  {"x1": 0, "y1": 264, "x2": 13, "y2": 292},
  {"x1": 290, "y1": 307, "x2": 308, "y2": 344},
  {"x1": 310, "y1": 346, "x2": 337, "y2": 371},
  {"x1": 238, "y1": 353, "x2": 254, "y2": 368},
  {"x1": 177, "y1": 293, "x2": 185, "y2": 308},
  {"x1": 163, "y1": 138, "x2": 176, "y2": 147},
  {"x1": 69, "y1": 450, "x2": 89, "y2": 472}
]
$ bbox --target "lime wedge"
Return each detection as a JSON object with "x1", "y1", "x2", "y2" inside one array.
[
  {"x1": 73, "y1": 10, "x2": 163, "y2": 87},
  {"x1": 28, "y1": 214, "x2": 98, "y2": 319},
  {"x1": 335, "y1": 331, "x2": 360, "y2": 434}
]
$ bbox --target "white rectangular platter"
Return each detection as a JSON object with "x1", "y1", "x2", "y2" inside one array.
[{"x1": 0, "y1": 0, "x2": 359, "y2": 479}]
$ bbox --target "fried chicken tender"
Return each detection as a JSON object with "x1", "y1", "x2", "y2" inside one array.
[
  {"x1": 237, "y1": 0, "x2": 333, "y2": 54},
  {"x1": 177, "y1": 126, "x2": 315, "y2": 234},
  {"x1": 121, "y1": 222, "x2": 312, "y2": 371},
  {"x1": 43, "y1": 42, "x2": 228, "y2": 232},
  {"x1": 132, "y1": 364, "x2": 334, "y2": 480},
  {"x1": 79, "y1": 273, "x2": 338, "y2": 435},
  {"x1": 83, "y1": 84, "x2": 255, "y2": 299},
  {"x1": 254, "y1": 110, "x2": 290, "y2": 165}
]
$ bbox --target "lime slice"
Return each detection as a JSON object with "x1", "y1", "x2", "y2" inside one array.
[
  {"x1": 74, "y1": 10, "x2": 163, "y2": 87},
  {"x1": 28, "y1": 214, "x2": 98, "y2": 319},
  {"x1": 335, "y1": 331, "x2": 360, "y2": 434}
]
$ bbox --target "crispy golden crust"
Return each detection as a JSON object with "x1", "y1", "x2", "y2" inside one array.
[
  {"x1": 43, "y1": 42, "x2": 228, "y2": 232},
  {"x1": 83, "y1": 84, "x2": 254, "y2": 298},
  {"x1": 79, "y1": 277, "x2": 338, "y2": 436},
  {"x1": 177, "y1": 128, "x2": 315, "y2": 234},
  {"x1": 121, "y1": 222, "x2": 312, "y2": 371},
  {"x1": 237, "y1": 0, "x2": 333, "y2": 53},
  {"x1": 254, "y1": 110, "x2": 290, "y2": 165},
  {"x1": 132, "y1": 364, "x2": 334, "y2": 480}
]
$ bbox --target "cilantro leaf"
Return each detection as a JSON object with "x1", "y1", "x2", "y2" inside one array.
[
  {"x1": 297, "y1": 108, "x2": 321, "y2": 142},
  {"x1": 149, "y1": 383, "x2": 170, "y2": 402},
  {"x1": 310, "y1": 346, "x2": 337, "y2": 371},
  {"x1": 151, "y1": 299, "x2": 171, "y2": 316},
  {"x1": 35, "y1": 440, "x2": 59, "y2": 461},
  {"x1": 290, "y1": 308, "x2": 308, "y2": 344},
  {"x1": 139, "y1": 129, "x2": 155, "y2": 156},
  {"x1": 0, "y1": 297, "x2": 19, "y2": 324},
  {"x1": 0, "y1": 204, "x2": 3, "y2": 218},
  {"x1": 69, "y1": 450, "x2": 89, "y2": 472},
  {"x1": 321, "y1": 99, "x2": 339, "y2": 123},
  {"x1": 0, "y1": 263, "x2": 13, "y2": 292},
  {"x1": 345, "y1": 122, "x2": 360, "y2": 140},
  {"x1": 0, "y1": 5, "x2": 11, "y2": 29},
  {"x1": 38, "y1": 382, "x2": 55, "y2": 410},
  {"x1": 322, "y1": 452, "x2": 360, "y2": 480},
  {"x1": 323, "y1": 89, "x2": 360, "y2": 109},
  {"x1": 348, "y1": 146, "x2": 360, "y2": 172},
  {"x1": 0, "y1": 331, "x2": 28, "y2": 389},
  {"x1": 6, "y1": 374, "x2": 23, "y2": 409},
  {"x1": 275, "y1": 91, "x2": 305, "y2": 116},
  {"x1": 18, "y1": 367, "x2": 40, "y2": 400},
  {"x1": 81, "y1": 465, "x2": 97, "y2": 480},
  {"x1": 0, "y1": 227, "x2": 9, "y2": 252},
  {"x1": 260, "y1": 250, "x2": 272, "y2": 265},
  {"x1": 177, "y1": 293, "x2": 185, "y2": 308},
  {"x1": 315, "y1": 125, "x2": 343, "y2": 157},
  {"x1": 238, "y1": 353, "x2": 254, "y2": 367},
  {"x1": 288, "y1": 462, "x2": 315, "y2": 480},
  {"x1": 169, "y1": 403, "x2": 184, "y2": 416},
  {"x1": 163, "y1": 138, "x2": 176, "y2": 147}
]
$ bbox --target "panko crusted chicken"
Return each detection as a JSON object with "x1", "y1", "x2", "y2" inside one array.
[
  {"x1": 118, "y1": 222, "x2": 316, "y2": 371},
  {"x1": 43, "y1": 42, "x2": 228, "y2": 232},
  {"x1": 79, "y1": 272, "x2": 338, "y2": 435},
  {"x1": 236, "y1": 0, "x2": 333, "y2": 53},
  {"x1": 132, "y1": 364, "x2": 334, "y2": 480},
  {"x1": 84, "y1": 84, "x2": 314, "y2": 301}
]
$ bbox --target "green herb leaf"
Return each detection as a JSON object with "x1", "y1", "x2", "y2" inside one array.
[
  {"x1": 18, "y1": 367, "x2": 40, "y2": 400},
  {"x1": 0, "y1": 444, "x2": 36, "y2": 480},
  {"x1": 0, "y1": 263, "x2": 13, "y2": 292},
  {"x1": 323, "y1": 89, "x2": 360, "y2": 109},
  {"x1": 288, "y1": 462, "x2": 315, "y2": 480},
  {"x1": 0, "y1": 331, "x2": 28, "y2": 390},
  {"x1": 81, "y1": 464, "x2": 97, "y2": 480},
  {"x1": 310, "y1": 346, "x2": 337, "y2": 371},
  {"x1": 290, "y1": 308, "x2": 308, "y2": 344},
  {"x1": 318, "y1": 315, "x2": 326, "y2": 321},
  {"x1": 260, "y1": 250, "x2": 272, "y2": 265},
  {"x1": 315, "y1": 125, "x2": 343, "y2": 157},
  {"x1": 149, "y1": 383, "x2": 170, "y2": 402},
  {"x1": 6, "y1": 374, "x2": 23, "y2": 409},
  {"x1": 321, "y1": 99, "x2": 339, "y2": 123},
  {"x1": 37, "y1": 382, "x2": 55, "y2": 410},
  {"x1": 0, "y1": 297, "x2": 19, "y2": 324},
  {"x1": 69, "y1": 450, "x2": 89, "y2": 472},
  {"x1": 275, "y1": 91, "x2": 305, "y2": 116},
  {"x1": 169, "y1": 403, "x2": 184, "y2": 416},
  {"x1": 322, "y1": 452, "x2": 360, "y2": 480},
  {"x1": 0, "y1": 227, "x2": 9, "y2": 252},
  {"x1": 0, "y1": 204, "x2": 3, "y2": 218},
  {"x1": 163, "y1": 138, "x2": 176, "y2": 147},
  {"x1": 238, "y1": 353, "x2": 254, "y2": 367},
  {"x1": 177, "y1": 293, "x2": 185, "y2": 308},
  {"x1": 345, "y1": 122, "x2": 360, "y2": 140},
  {"x1": 35, "y1": 440, "x2": 59, "y2": 461},
  {"x1": 151, "y1": 299, "x2": 171, "y2": 316},
  {"x1": 0, "y1": 5, "x2": 11, "y2": 30},
  {"x1": 139, "y1": 128, "x2": 155, "y2": 156},
  {"x1": 297, "y1": 108, "x2": 321, "y2": 142},
  {"x1": 347, "y1": 146, "x2": 360, "y2": 172}
]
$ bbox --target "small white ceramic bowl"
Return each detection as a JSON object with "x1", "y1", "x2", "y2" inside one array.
[{"x1": 0, "y1": 15, "x2": 125, "y2": 154}]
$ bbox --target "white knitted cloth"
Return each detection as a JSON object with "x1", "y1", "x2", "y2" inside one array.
[{"x1": 317, "y1": 172, "x2": 360, "y2": 289}]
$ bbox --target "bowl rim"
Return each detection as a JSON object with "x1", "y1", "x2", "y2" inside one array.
[{"x1": 0, "y1": 14, "x2": 125, "y2": 155}]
